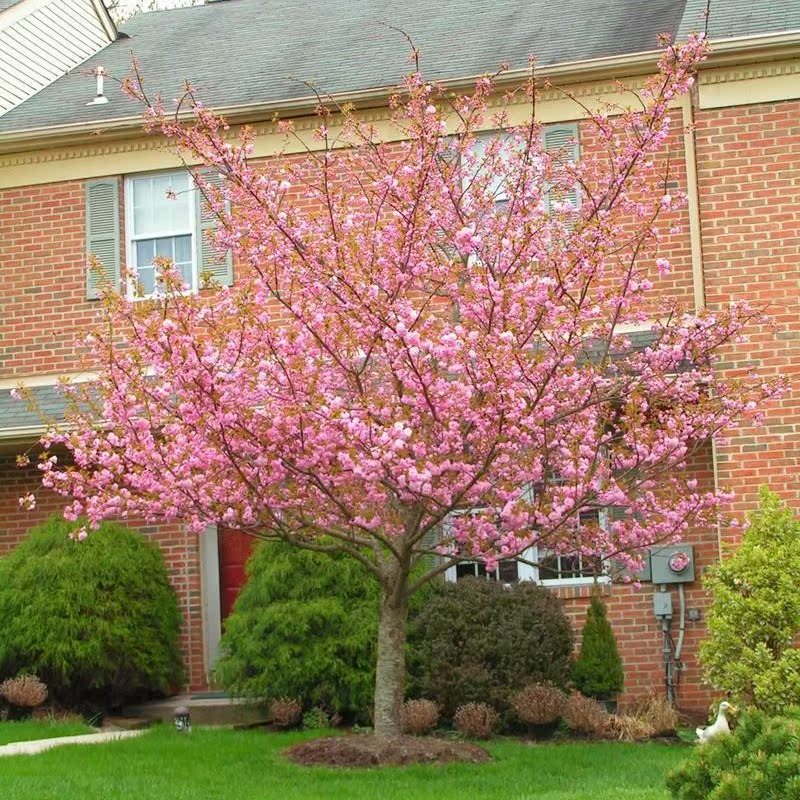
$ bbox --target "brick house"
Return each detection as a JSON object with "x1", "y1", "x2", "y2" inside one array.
[{"x1": 0, "y1": 0, "x2": 798, "y2": 713}]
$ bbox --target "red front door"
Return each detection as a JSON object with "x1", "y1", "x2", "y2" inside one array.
[{"x1": 218, "y1": 527, "x2": 256, "y2": 621}]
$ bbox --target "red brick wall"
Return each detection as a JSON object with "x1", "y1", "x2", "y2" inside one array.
[
  {"x1": 0, "y1": 456, "x2": 206, "y2": 691},
  {"x1": 0, "y1": 94, "x2": 796, "y2": 713},
  {"x1": 0, "y1": 181, "x2": 101, "y2": 378},
  {"x1": 696, "y1": 100, "x2": 800, "y2": 529}
]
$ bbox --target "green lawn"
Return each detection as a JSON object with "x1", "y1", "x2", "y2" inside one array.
[
  {"x1": 0, "y1": 718, "x2": 94, "y2": 746},
  {"x1": 0, "y1": 725, "x2": 687, "y2": 799}
]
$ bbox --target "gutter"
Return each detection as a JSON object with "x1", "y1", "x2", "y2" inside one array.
[
  {"x1": 1, "y1": 30, "x2": 799, "y2": 154},
  {"x1": 0, "y1": 424, "x2": 46, "y2": 443}
]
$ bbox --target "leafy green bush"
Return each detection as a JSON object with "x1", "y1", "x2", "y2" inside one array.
[
  {"x1": 214, "y1": 541, "x2": 380, "y2": 720},
  {"x1": 408, "y1": 577, "x2": 573, "y2": 718},
  {"x1": 666, "y1": 708, "x2": 800, "y2": 800},
  {"x1": 700, "y1": 488, "x2": 800, "y2": 713},
  {"x1": 0, "y1": 516, "x2": 183, "y2": 710},
  {"x1": 571, "y1": 592, "x2": 624, "y2": 698}
]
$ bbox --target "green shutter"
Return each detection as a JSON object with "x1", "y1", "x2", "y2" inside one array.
[
  {"x1": 85, "y1": 178, "x2": 121, "y2": 299},
  {"x1": 195, "y1": 169, "x2": 233, "y2": 287},
  {"x1": 543, "y1": 123, "x2": 580, "y2": 212}
]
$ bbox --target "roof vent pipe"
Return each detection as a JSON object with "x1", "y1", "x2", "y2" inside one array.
[{"x1": 87, "y1": 67, "x2": 109, "y2": 106}]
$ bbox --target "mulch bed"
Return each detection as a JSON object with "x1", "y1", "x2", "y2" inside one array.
[{"x1": 285, "y1": 734, "x2": 491, "y2": 767}]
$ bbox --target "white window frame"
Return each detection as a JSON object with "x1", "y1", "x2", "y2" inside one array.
[
  {"x1": 442, "y1": 506, "x2": 610, "y2": 588},
  {"x1": 124, "y1": 170, "x2": 198, "y2": 300}
]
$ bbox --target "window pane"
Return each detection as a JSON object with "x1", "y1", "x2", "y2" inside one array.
[
  {"x1": 137, "y1": 265, "x2": 155, "y2": 296},
  {"x1": 560, "y1": 555, "x2": 583, "y2": 579},
  {"x1": 132, "y1": 178, "x2": 154, "y2": 236},
  {"x1": 153, "y1": 236, "x2": 175, "y2": 260},
  {"x1": 131, "y1": 173, "x2": 192, "y2": 237},
  {"x1": 135, "y1": 239, "x2": 155, "y2": 267},
  {"x1": 498, "y1": 560, "x2": 519, "y2": 583},
  {"x1": 539, "y1": 554, "x2": 561, "y2": 581},
  {"x1": 178, "y1": 261, "x2": 192, "y2": 288},
  {"x1": 456, "y1": 563, "x2": 477, "y2": 580},
  {"x1": 174, "y1": 234, "x2": 192, "y2": 265}
]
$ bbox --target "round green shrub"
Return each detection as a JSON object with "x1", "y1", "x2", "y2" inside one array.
[
  {"x1": 700, "y1": 487, "x2": 800, "y2": 713},
  {"x1": 408, "y1": 577, "x2": 574, "y2": 718},
  {"x1": 0, "y1": 515, "x2": 183, "y2": 710},
  {"x1": 666, "y1": 708, "x2": 800, "y2": 800},
  {"x1": 214, "y1": 541, "x2": 380, "y2": 720},
  {"x1": 571, "y1": 591, "x2": 624, "y2": 698}
]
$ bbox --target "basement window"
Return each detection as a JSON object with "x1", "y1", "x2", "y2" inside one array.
[{"x1": 443, "y1": 507, "x2": 607, "y2": 587}]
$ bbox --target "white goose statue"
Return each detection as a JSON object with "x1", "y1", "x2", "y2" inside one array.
[{"x1": 696, "y1": 701, "x2": 737, "y2": 743}]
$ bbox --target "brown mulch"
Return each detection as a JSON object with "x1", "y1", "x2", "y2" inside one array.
[{"x1": 285, "y1": 734, "x2": 492, "y2": 768}]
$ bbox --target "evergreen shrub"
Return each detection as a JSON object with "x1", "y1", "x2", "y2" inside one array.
[
  {"x1": 666, "y1": 709, "x2": 800, "y2": 800},
  {"x1": 409, "y1": 577, "x2": 574, "y2": 718},
  {"x1": 571, "y1": 591, "x2": 624, "y2": 698},
  {"x1": 700, "y1": 487, "x2": 800, "y2": 713},
  {"x1": 0, "y1": 516, "x2": 183, "y2": 710}
]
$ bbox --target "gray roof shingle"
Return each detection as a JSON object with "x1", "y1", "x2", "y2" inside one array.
[
  {"x1": 678, "y1": 0, "x2": 800, "y2": 39},
  {"x1": 0, "y1": 0, "x2": 686, "y2": 134},
  {"x1": 0, "y1": 385, "x2": 69, "y2": 432}
]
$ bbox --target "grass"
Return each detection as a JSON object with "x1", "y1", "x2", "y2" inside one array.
[
  {"x1": 0, "y1": 725, "x2": 688, "y2": 799},
  {"x1": 0, "y1": 717, "x2": 94, "y2": 746}
]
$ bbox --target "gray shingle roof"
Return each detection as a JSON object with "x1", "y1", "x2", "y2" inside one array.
[
  {"x1": 678, "y1": 0, "x2": 800, "y2": 39},
  {"x1": 0, "y1": 0, "x2": 686, "y2": 134},
  {"x1": 0, "y1": 385, "x2": 69, "y2": 433}
]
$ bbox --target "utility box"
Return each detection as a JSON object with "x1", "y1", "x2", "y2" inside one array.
[
  {"x1": 650, "y1": 544, "x2": 695, "y2": 585},
  {"x1": 653, "y1": 589, "x2": 673, "y2": 618}
]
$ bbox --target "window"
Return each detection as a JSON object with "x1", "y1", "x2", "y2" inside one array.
[
  {"x1": 470, "y1": 124, "x2": 581, "y2": 212},
  {"x1": 443, "y1": 508, "x2": 608, "y2": 587},
  {"x1": 125, "y1": 171, "x2": 196, "y2": 297}
]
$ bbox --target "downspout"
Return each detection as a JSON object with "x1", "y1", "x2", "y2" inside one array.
[{"x1": 679, "y1": 92, "x2": 723, "y2": 561}]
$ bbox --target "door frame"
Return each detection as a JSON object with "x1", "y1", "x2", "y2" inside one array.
[{"x1": 199, "y1": 524, "x2": 223, "y2": 682}]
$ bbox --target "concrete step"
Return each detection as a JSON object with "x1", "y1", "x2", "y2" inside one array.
[{"x1": 123, "y1": 694, "x2": 268, "y2": 727}]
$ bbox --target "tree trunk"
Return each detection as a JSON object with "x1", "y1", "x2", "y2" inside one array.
[{"x1": 373, "y1": 589, "x2": 409, "y2": 738}]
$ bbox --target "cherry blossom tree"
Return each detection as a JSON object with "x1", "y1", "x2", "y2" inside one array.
[{"x1": 32, "y1": 35, "x2": 782, "y2": 737}]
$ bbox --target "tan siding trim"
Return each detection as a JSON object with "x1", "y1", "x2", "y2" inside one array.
[{"x1": 0, "y1": 0, "x2": 110, "y2": 115}]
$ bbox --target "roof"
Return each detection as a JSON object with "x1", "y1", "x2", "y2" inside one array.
[
  {"x1": 0, "y1": 0, "x2": 687, "y2": 134},
  {"x1": 0, "y1": 386, "x2": 68, "y2": 434},
  {"x1": 679, "y1": 0, "x2": 800, "y2": 39},
  {"x1": 0, "y1": 0, "x2": 24, "y2": 11}
]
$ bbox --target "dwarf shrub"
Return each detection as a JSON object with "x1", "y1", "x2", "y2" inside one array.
[
  {"x1": 408, "y1": 577, "x2": 573, "y2": 718},
  {"x1": 0, "y1": 516, "x2": 183, "y2": 710},
  {"x1": 400, "y1": 699, "x2": 440, "y2": 735},
  {"x1": 666, "y1": 709, "x2": 800, "y2": 800},
  {"x1": 511, "y1": 683, "x2": 567, "y2": 726},
  {"x1": 571, "y1": 592, "x2": 624, "y2": 698},
  {"x1": 453, "y1": 702, "x2": 499, "y2": 739},
  {"x1": 562, "y1": 692, "x2": 611, "y2": 736},
  {"x1": 214, "y1": 541, "x2": 380, "y2": 720},
  {"x1": 700, "y1": 488, "x2": 800, "y2": 713}
]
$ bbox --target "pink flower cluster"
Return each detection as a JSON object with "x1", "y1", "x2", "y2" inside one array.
[{"x1": 36, "y1": 35, "x2": 783, "y2": 578}]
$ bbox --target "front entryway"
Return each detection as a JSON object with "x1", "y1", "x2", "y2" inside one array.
[{"x1": 217, "y1": 527, "x2": 256, "y2": 620}]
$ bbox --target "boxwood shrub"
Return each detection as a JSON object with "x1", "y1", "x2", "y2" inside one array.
[
  {"x1": 0, "y1": 515, "x2": 183, "y2": 711},
  {"x1": 408, "y1": 577, "x2": 574, "y2": 718}
]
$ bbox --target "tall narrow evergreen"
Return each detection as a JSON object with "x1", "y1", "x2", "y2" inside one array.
[{"x1": 572, "y1": 592, "x2": 624, "y2": 698}]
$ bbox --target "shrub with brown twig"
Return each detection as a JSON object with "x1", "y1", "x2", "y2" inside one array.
[
  {"x1": 269, "y1": 697, "x2": 302, "y2": 728},
  {"x1": 632, "y1": 692, "x2": 679, "y2": 736},
  {"x1": 0, "y1": 675, "x2": 47, "y2": 709},
  {"x1": 607, "y1": 713, "x2": 657, "y2": 741},
  {"x1": 453, "y1": 702, "x2": 499, "y2": 739},
  {"x1": 400, "y1": 699, "x2": 440, "y2": 736},
  {"x1": 562, "y1": 692, "x2": 610, "y2": 736},
  {"x1": 510, "y1": 683, "x2": 568, "y2": 726}
]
